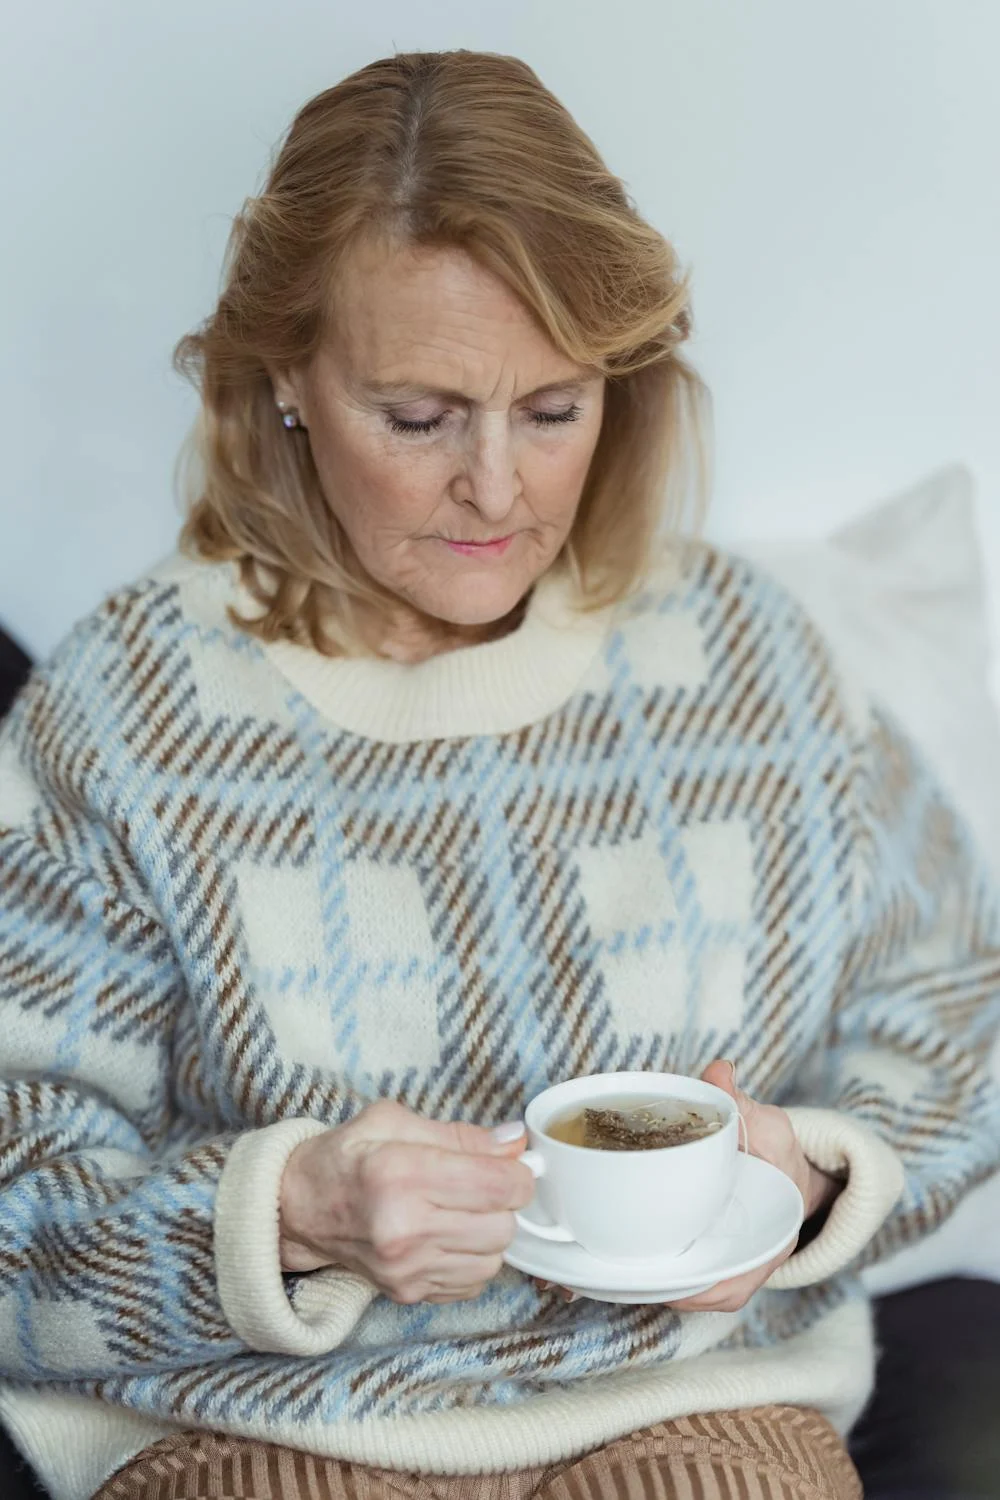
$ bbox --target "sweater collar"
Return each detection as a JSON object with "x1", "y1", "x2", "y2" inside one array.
[{"x1": 252, "y1": 565, "x2": 614, "y2": 744}]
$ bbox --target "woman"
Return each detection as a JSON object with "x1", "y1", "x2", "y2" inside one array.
[{"x1": 0, "y1": 49, "x2": 997, "y2": 1500}]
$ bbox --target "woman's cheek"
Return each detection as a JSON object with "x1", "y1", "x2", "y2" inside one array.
[{"x1": 328, "y1": 444, "x2": 442, "y2": 544}]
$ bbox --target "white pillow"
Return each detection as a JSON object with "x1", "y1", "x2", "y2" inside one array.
[{"x1": 743, "y1": 466, "x2": 1000, "y2": 1294}]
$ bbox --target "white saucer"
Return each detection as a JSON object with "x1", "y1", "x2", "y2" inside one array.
[{"x1": 504, "y1": 1154, "x2": 803, "y2": 1303}]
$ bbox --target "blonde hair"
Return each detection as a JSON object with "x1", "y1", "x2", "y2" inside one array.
[{"x1": 175, "y1": 49, "x2": 708, "y2": 655}]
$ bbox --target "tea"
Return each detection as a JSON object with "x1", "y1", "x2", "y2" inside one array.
[{"x1": 544, "y1": 1094, "x2": 723, "y2": 1151}]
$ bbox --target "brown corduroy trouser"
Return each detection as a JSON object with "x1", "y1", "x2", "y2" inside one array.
[{"x1": 93, "y1": 1406, "x2": 862, "y2": 1500}]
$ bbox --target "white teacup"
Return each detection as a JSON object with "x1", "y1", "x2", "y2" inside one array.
[{"x1": 517, "y1": 1072, "x2": 740, "y2": 1262}]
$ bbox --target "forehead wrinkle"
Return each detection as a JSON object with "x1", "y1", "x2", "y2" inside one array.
[
  {"x1": 377, "y1": 316, "x2": 534, "y2": 398},
  {"x1": 363, "y1": 375, "x2": 590, "y2": 405},
  {"x1": 327, "y1": 242, "x2": 592, "y2": 407},
  {"x1": 356, "y1": 309, "x2": 587, "y2": 406}
]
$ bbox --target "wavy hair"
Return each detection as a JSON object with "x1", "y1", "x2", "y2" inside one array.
[{"x1": 175, "y1": 50, "x2": 709, "y2": 654}]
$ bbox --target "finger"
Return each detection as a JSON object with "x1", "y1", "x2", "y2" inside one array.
[
  {"x1": 435, "y1": 1117, "x2": 527, "y2": 1158},
  {"x1": 701, "y1": 1059, "x2": 761, "y2": 1152},
  {"x1": 379, "y1": 1246, "x2": 506, "y2": 1303},
  {"x1": 367, "y1": 1102, "x2": 527, "y2": 1159},
  {"x1": 348, "y1": 1232, "x2": 501, "y2": 1288},
  {"x1": 362, "y1": 1141, "x2": 535, "y2": 1217},
  {"x1": 422, "y1": 1209, "x2": 519, "y2": 1256},
  {"x1": 701, "y1": 1058, "x2": 738, "y2": 1100},
  {"x1": 529, "y1": 1278, "x2": 578, "y2": 1300},
  {"x1": 667, "y1": 1274, "x2": 758, "y2": 1312},
  {"x1": 359, "y1": 1203, "x2": 519, "y2": 1277},
  {"x1": 702, "y1": 1059, "x2": 756, "y2": 1124},
  {"x1": 667, "y1": 1247, "x2": 793, "y2": 1311},
  {"x1": 417, "y1": 1147, "x2": 536, "y2": 1213},
  {"x1": 424, "y1": 1286, "x2": 495, "y2": 1304},
  {"x1": 423, "y1": 1250, "x2": 506, "y2": 1291}
]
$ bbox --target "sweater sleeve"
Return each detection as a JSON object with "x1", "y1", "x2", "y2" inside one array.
[
  {"x1": 771, "y1": 705, "x2": 1000, "y2": 1290},
  {"x1": 0, "y1": 647, "x2": 374, "y2": 1381}
]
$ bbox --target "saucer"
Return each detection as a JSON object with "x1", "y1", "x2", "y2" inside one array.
[{"x1": 504, "y1": 1154, "x2": 803, "y2": 1303}]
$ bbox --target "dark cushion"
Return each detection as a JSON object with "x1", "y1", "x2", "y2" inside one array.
[
  {"x1": 0, "y1": 1424, "x2": 47, "y2": 1499},
  {"x1": 850, "y1": 1277, "x2": 1000, "y2": 1498},
  {"x1": 0, "y1": 625, "x2": 31, "y2": 720},
  {"x1": 0, "y1": 627, "x2": 43, "y2": 1494}
]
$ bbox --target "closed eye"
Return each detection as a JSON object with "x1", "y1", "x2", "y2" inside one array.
[
  {"x1": 387, "y1": 404, "x2": 582, "y2": 437},
  {"x1": 530, "y1": 404, "x2": 582, "y2": 426},
  {"x1": 388, "y1": 413, "x2": 446, "y2": 435}
]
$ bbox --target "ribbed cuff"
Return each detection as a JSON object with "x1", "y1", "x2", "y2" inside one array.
[
  {"x1": 768, "y1": 1107, "x2": 905, "y2": 1290},
  {"x1": 215, "y1": 1117, "x2": 377, "y2": 1354}
]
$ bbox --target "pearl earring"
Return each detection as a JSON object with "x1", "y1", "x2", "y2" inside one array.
[{"x1": 276, "y1": 401, "x2": 302, "y2": 430}]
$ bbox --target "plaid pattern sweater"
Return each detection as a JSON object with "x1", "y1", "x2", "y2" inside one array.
[{"x1": 1, "y1": 546, "x2": 999, "y2": 1500}]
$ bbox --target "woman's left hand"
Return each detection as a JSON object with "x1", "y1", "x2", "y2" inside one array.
[{"x1": 665, "y1": 1059, "x2": 841, "y2": 1312}]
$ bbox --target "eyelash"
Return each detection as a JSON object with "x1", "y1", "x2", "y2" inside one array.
[{"x1": 387, "y1": 404, "x2": 583, "y2": 436}]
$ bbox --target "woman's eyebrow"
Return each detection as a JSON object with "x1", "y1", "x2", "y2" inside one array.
[{"x1": 361, "y1": 377, "x2": 590, "y2": 403}]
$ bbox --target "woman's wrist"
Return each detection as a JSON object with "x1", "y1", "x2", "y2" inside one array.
[
  {"x1": 279, "y1": 1132, "x2": 343, "y2": 1273},
  {"x1": 805, "y1": 1160, "x2": 843, "y2": 1220}
]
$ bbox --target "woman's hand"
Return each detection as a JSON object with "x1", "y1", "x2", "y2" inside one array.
[
  {"x1": 279, "y1": 1100, "x2": 534, "y2": 1304},
  {"x1": 666, "y1": 1060, "x2": 842, "y2": 1312}
]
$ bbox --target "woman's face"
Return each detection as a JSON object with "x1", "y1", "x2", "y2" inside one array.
[{"x1": 274, "y1": 241, "x2": 605, "y2": 645}]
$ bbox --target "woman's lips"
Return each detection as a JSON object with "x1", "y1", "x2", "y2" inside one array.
[{"x1": 442, "y1": 536, "x2": 516, "y2": 558}]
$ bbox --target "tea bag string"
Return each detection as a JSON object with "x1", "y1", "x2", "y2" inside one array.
[
  {"x1": 736, "y1": 1106, "x2": 749, "y2": 1156},
  {"x1": 712, "y1": 1105, "x2": 753, "y2": 1238}
]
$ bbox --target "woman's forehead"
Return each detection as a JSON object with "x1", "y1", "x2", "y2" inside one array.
[{"x1": 324, "y1": 240, "x2": 588, "y2": 398}]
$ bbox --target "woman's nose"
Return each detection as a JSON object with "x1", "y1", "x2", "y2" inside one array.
[{"x1": 459, "y1": 428, "x2": 519, "y2": 522}]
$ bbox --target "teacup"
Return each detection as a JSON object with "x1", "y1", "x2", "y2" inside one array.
[{"x1": 516, "y1": 1072, "x2": 740, "y2": 1262}]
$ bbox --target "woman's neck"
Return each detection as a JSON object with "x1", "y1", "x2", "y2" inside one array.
[{"x1": 367, "y1": 596, "x2": 530, "y2": 664}]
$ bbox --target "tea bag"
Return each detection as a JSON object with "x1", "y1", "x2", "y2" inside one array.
[{"x1": 582, "y1": 1101, "x2": 721, "y2": 1151}]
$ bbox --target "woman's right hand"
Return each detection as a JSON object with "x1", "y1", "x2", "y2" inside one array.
[{"x1": 278, "y1": 1100, "x2": 534, "y2": 1304}]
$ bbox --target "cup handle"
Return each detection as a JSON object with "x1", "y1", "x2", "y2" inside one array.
[{"x1": 514, "y1": 1149, "x2": 576, "y2": 1242}]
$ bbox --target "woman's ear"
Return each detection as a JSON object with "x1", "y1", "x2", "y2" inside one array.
[{"x1": 269, "y1": 368, "x2": 307, "y2": 421}]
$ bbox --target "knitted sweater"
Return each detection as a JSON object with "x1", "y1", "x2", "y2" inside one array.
[{"x1": 1, "y1": 545, "x2": 998, "y2": 1500}]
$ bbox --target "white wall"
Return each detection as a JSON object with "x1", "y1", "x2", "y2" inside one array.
[{"x1": 2, "y1": 0, "x2": 998, "y2": 682}]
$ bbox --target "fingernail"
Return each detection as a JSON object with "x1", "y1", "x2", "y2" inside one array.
[
  {"x1": 723, "y1": 1059, "x2": 737, "y2": 1087},
  {"x1": 490, "y1": 1120, "x2": 526, "y2": 1145}
]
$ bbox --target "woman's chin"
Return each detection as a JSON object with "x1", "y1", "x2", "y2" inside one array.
[{"x1": 419, "y1": 573, "x2": 534, "y2": 632}]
